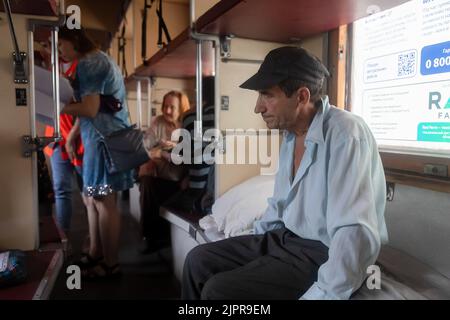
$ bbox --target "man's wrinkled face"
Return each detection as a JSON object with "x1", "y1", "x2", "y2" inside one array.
[{"x1": 254, "y1": 85, "x2": 300, "y2": 130}]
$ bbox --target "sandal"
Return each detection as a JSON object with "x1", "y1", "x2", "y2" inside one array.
[
  {"x1": 84, "y1": 262, "x2": 122, "y2": 281},
  {"x1": 74, "y1": 253, "x2": 103, "y2": 270}
]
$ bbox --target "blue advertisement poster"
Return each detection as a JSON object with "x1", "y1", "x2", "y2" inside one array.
[{"x1": 352, "y1": 0, "x2": 450, "y2": 156}]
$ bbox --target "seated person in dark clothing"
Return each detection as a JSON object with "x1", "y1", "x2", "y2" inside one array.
[{"x1": 163, "y1": 76, "x2": 216, "y2": 216}]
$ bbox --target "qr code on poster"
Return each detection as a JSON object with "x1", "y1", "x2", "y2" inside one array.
[{"x1": 397, "y1": 51, "x2": 416, "y2": 77}]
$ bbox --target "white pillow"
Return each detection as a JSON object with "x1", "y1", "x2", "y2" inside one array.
[{"x1": 211, "y1": 174, "x2": 275, "y2": 237}]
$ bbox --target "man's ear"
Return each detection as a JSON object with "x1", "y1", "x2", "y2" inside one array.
[{"x1": 296, "y1": 87, "x2": 311, "y2": 106}]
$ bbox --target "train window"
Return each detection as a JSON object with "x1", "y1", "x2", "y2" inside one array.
[{"x1": 349, "y1": 0, "x2": 450, "y2": 191}]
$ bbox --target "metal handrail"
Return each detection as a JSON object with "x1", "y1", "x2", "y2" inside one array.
[
  {"x1": 3, "y1": 0, "x2": 22, "y2": 64},
  {"x1": 133, "y1": 76, "x2": 153, "y2": 129},
  {"x1": 190, "y1": 0, "x2": 221, "y2": 199},
  {"x1": 23, "y1": 0, "x2": 67, "y2": 156}
]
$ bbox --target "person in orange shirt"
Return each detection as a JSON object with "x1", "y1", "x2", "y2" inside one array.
[{"x1": 41, "y1": 49, "x2": 84, "y2": 233}]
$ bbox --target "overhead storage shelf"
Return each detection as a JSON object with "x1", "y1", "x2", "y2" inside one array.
[
  {"x1": 130, "y1": 29, "x2": 215, "y2": 80},
  {"x1": 196, "y1": 0, "x2": 410, "y2": 43},
  {"x1": 127, "y1": 0, "x2": 410, "y2": 82},
  {"x1": 0, "y1": 0, "x2": 57, "y2": 16}
]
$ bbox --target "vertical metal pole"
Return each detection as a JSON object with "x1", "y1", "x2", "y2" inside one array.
[
  {"x1": 136, "y1": 79, "x2": 142, "y2": 129},
  {"x1": 213, "y1": 40, "x2": 220, "y2": 200},
  {"x1": 213, "y1": 41, "x2": 219, "y2": 135},
  {"x1": 29, "y1": 30, "x2": 40, "y2": 248},
  {"x1": 51, "y1": 28, "x2": 60, "y2": 138},
  {"x1": 132, "y1": 0, "x2": 137, "y2": 70},
  {"x1": 28, "y1": 32, "x2": 36, "y2": 139},
  {"x1": 196, "y1": 40, "x2": 203, "y2": 139},
  {"x1": 59, "y1": 0, "x2": 65, "y2": 16},
  {"x1": 190, "y1": 0, "x2": 195, "y2": 30},
  {"x1": 147, "y1": 78, "x2": 152, "y2": 128}
]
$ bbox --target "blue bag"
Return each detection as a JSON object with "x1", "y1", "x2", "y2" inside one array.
[{"x1": 0, "y1": 250, "x2": 28, "y2": 288}]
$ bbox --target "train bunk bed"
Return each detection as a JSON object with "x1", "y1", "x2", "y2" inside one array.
[{"x1": 160, "y1": 174, "x2": 450, "y2": 300}]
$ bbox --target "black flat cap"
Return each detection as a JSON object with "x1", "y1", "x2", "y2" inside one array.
[{"x1": 240, "y1": 46, "x2": 330, "y2": 90}]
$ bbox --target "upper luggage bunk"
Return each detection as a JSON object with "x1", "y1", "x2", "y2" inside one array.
[
  {"x1": 132, "y1": 28, "x2": 215, "y2": 79},
  {"x1": 196, "y1": 0, "x2": 410, "y2": 43},
  {"x1": 0, "y1": 0, "x2": 57, "y2": 16},
  {"x1": 127, "y1": 0, "x2": 411, "y2": 81}
]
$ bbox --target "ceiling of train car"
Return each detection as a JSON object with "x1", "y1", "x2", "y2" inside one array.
[
  {"x1": 118, "y1": 0, "x2": 190, "y2": 39},
  {"x1": 65, "y1": 0, "x2": 130, "y2": 34},
  {"x1": 66, "y1": 0, "x2": 131, "y2": 49},
  {"x1": 0, "y1": 0, "x2": 130, "y2": 49},
  {"x1": 0, "y1": 0, "x2": 130, "y2": 33},
  {"x1": 0, "y1": 0, "x2": 57, "y2": 16},
  {"x1": 165, "y1": 0, "x2": 189, "y2": 3}
]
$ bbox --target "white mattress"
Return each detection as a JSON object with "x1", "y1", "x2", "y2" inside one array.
[
  {"x1": 353, "y1": 245, "x2": 450, "y2": 300},
  {"x1": 163, "y1": 206, "x2": 450, "y2": 300}
]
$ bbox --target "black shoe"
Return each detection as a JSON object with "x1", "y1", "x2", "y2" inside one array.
[{"x1": 74, "y1": 253, "x2": 104, "y2": 270}]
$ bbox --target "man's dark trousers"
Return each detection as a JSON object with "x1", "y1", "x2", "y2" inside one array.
[{"x1": 182, "y1": 227, "x2": 329, "y2": 299}]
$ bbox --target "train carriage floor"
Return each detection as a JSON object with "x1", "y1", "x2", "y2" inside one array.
[{"x1": 49, "y1": 190, "x2": 181, "y2": 300}]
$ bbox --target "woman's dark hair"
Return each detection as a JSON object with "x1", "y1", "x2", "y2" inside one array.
[{"x1": 58, "y1": 25, "x2": 97, "y2": 54}]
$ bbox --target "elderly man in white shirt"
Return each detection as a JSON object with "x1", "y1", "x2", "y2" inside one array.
[{"x1": 182, "y1": 46, "x2": 388, "y2": 300}]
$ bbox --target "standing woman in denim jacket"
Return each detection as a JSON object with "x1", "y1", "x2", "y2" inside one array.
[{"x1": 60, "y1": 25, "x2": 134, "y2": 278}]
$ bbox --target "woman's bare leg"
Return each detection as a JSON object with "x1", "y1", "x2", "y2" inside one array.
[
  {"x1": 84, "y1": 195, "x2": 102, "y2": 259},
  {"x1": 93, "y1": 193, "x2": 121, "y2": 267}
]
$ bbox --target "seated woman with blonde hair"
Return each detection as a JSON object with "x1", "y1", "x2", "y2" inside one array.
[{"x1": 138, "y1": 90, "x2": 190, "y2": 253}]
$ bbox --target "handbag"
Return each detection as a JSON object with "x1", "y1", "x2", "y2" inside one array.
[{"x1": 96, "y1": 124, "x2": 150, "y2": 174}]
